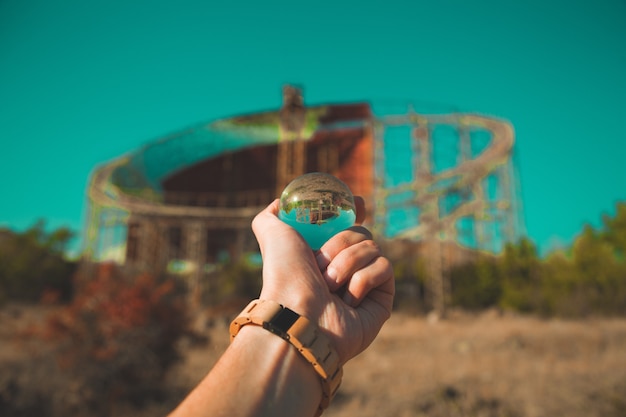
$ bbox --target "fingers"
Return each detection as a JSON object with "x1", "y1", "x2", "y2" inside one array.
[
  {"x1": 251, "y1": 199, "x2": 280, "y2": 242},
  {"x1": 316, "y1": 226, "x2": 393, "y2": 307},
  {"x1": 344, "y1": 256, "x2": 394, "y2": 308},
  {"x1": 316, "y1": 225, "x2": 372, "y2": 272},
  {"x1": 252, "y1": 199, "x2": 309, "y2": 256},
  {"x1": 320, "y1": 239, "x2": 380, "y2": 292},
  {"x1": 253, "y1": 198, "x2": 392, "y2": 310}
]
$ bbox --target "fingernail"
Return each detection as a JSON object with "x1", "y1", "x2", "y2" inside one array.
[
  {"x1": 325, "y1": 266, "x2": 337, "y2": 283},
  {"x1": 316, "y1": 251, "x2": 331, "y2": 270}
]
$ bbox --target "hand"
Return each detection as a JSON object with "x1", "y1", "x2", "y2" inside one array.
[{"x1": 251, "y1": 198, "x2": 394, "y2": 364}]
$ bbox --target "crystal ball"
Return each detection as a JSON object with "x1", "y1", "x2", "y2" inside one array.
[{"x1": 279, "y1": 172, "x2": 356, "y2": 250}]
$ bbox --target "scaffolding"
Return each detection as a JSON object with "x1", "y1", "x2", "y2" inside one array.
[
  {"x1": 276, "y1": 85, "x2": 307, "y2": 195},
  {"x1": 372, "y1": 106, "x2": 522, "y2": 316},
  {"x1": 82, "y1": 89, "x2": 523, "y2": 314}
]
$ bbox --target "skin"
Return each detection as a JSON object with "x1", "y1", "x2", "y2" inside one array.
[{"x1": 168, "y1": 197, "x2": 395, "y2": 417}]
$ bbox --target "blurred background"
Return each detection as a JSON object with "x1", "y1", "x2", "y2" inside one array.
[{"x1": 1, "y1": 1, "x2": 625, "y2": 416}]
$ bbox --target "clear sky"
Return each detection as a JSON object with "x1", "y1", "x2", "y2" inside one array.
[{"x1": 1, "y1": 0, "x2": 625, "y2": 257}]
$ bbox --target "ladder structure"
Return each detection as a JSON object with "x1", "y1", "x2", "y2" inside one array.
[
  {"x1": 373, "y1": 108, "x2": 522, "y2": 317},
  {"x1": 276, "y1": 85, "x2": 307, "y2": 195},
  {"x1": 82, "y1": 90, "x2": 523, "y2": 315}
]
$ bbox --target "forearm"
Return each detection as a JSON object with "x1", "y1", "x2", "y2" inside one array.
[
  {"x1": 169, "y1": 199, "x2": 394, "y2": 416},
  {"x1": 168, "y1": 325, "x2": 322, "y2": 417}
]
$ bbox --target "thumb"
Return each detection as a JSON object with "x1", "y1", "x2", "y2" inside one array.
[{"x1": 251, "y1": 199, "x2": 311, "y2": 258}]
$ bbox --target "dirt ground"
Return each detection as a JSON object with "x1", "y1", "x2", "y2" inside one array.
[
  {"x1": 168, "y1": 308, "x2": 626, "y2": 417},
  {"x1": 3, "y1": 306, "x2": 626, "y2": 417}
]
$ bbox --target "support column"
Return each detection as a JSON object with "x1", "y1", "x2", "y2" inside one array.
[
  {"x1": 185, "y1": 221, "x2": 205, "y2": 308},
  {"x1": 277, "y1": 85, "x2": 307, "y2": 195},
  {"x1": 414, "y1": 123, "x2": 448, "y2": 318},
  {"x1": 138, "y1": 217, "x2": 160, "y2": 275}
]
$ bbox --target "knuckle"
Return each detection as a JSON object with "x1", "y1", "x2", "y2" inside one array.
[{"x1": 377, "y1": 256, "x2": 394, "y2": 275}]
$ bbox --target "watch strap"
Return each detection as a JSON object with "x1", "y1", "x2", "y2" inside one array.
[{"x1": 229, "y1": 299, "x2": 343, "y2": 416}]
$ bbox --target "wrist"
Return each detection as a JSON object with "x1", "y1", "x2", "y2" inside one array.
[
  {"x1": 232, "y1": 324, "x2": 323, "y2": 416},
  {"x1": 258, "y1": 288, "x2": 319, "y2": 325},
  {"x1": 230, "y1": 299, "x2": 343, "y2": 416},
  {"x1": 257, "y1": 287, "x2": 345, "y2": 364},
  {"x1": 258, "y1": 246, "x2": 325, "y2": 322}
]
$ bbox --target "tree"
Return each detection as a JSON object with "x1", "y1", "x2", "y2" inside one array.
[
  {"x1": 571, "y1": 212, "x2": 626, "y2": 316},
  {"x1": 0, "y1": 221, "x2": 76, "y2": 304},
  {"x1": 449, "y1": 255, "x2": 501, "y2": 310},
  {"x1": 498, "y1": 237, "x2": 543, "y2": 313},
  {"x1": 601, "y1": 202, "x2": 626, "y2": 260}
]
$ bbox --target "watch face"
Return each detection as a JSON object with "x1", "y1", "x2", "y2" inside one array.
[{"x1": 268, "y1": 306, "x2": 300, "y2": 335}]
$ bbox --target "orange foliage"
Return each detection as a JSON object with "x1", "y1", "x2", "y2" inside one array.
[{"x1": 40, "y1": 262, "x2": 189, "y2": 393}]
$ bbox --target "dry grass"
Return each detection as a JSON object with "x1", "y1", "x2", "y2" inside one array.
[
  {"x1": 326, "y1": 310, "x2": 626, "y2": 417},
  {"x1": 172, "y1": 309, "x2": 626, "y2": 417},
  {"x1": 3, "y1": 305, "x2": 626, "y2": 417}
]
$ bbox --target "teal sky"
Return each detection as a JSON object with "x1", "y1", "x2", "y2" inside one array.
[{"x1": 1, "y1": 0, "x2": 625, "y2": 256}]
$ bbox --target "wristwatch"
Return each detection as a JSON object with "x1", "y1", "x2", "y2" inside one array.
[{"x1": 229, "y1": 299, "x2": 343, "y2": 416}]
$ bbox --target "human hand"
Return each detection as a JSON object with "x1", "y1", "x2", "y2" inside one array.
[{"x1": 251, "y1": 198, "x2": 394, "y2": 364}]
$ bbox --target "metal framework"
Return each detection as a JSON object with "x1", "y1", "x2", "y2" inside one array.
[
  {"x1": 82, "y1": 89, "x2": 523, "y2": 314},
  {"x1": 372, "y1": 108, "x2": 523, "y2": 316},
  {"x1": 276, "y1": 85, "x2": 307, "y2": 195}
]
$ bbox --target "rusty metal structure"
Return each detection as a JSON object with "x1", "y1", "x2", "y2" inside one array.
[
  {"x1": 372, "y1": 104, "x2": 524, "y2": 315},
  {"x1": 83, "y1": 87, "x2": 523, "y2": 313}
]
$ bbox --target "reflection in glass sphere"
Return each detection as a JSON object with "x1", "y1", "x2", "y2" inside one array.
[{"x1": 279, "y1": 172, "x2": 356, "y2": 250}]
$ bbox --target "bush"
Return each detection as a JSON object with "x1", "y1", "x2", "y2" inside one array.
[
  {"x1": 5, "y1": 263, "x2": 191, "y2": 417},
  {"x1": 0, "y1": 222, "x2": 76, "y2": 304},
  {"x1": 449, "y1": 256, "x2": 501, "y2": 310},
  {"x1": 204, "y1": 256, "x2": 262, "y2": 305}
]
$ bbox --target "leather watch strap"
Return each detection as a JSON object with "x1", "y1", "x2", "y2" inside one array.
[{"x1": 229, "y1": 299, "x2": 343, "y2": 416}]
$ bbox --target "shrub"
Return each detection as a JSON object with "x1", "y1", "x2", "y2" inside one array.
[
  {"x1": 0, "y1": 222, "x2": 76, "y2": 304},
  {"x1": 204, "y1": 256, "x2": 262, "y2": 305},
  {"x1": 449, "y1": 256, "x2": 501, "y2": 310},
  {"x1": 7, "y1": 263, "x2": 191, "y2": 417}
]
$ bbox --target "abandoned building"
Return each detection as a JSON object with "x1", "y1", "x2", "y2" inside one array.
[{"x1": 82, "y1": 86, "x2": 523, "y2": 312}]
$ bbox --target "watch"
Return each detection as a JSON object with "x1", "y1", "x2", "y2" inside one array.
[{"x1": 229, "y1": 299, "x2": 343, "y2": 416}]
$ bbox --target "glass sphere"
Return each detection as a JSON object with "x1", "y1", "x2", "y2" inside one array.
[{"x1": 279, "y1": 172, "x2": 356, "y2": 250}]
